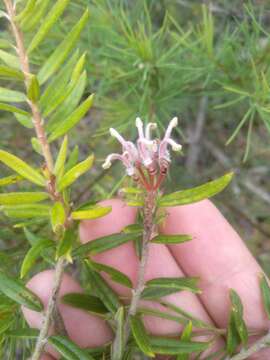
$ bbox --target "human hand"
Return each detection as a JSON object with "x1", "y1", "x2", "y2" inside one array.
[{"x1": 22, "y1": 199, "x2": 270, "y2": 359}]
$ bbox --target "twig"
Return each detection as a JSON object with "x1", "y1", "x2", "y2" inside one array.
[
  {"x1": 186, "y1": 96, "x2": 208, "y2": 174},
  {"x1": 3, "y1": 2, "x2": 67, "y2": 358},
  {"x1": 3, "y1": 0, "x2": 53, "y2": 172},
  {"x1": 31, "y1": 257, "x2": 66, "y2": 360},
  {"x1": 229, "y1": 331, "x2": 270, "y2": 360},
  {"x1": 123, "y1": 190, "x2": 157, "y2": 341}
]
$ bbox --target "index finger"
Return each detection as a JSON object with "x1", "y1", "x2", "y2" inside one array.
[{"x1": 161, "y1": 199, "x2": 270, "y2": 331}]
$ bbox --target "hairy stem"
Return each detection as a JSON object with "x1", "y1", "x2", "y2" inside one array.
[
  {"x1": 3, "y1": 1, "x2": 67, "y2": 358},
  {"x1": 31, "y1": 257, "x2": 66, "y2": 360},
  {"x1": 228, "y1": 332, "x2": 270, "y2": 360},
  {"x1": 3, "y1": 0, "x2": 54, "y2": 172},
  {"x1": 124, "y1": 190, "x2": 156, "y2": 335}
]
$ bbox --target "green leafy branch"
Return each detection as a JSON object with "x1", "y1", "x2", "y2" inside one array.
[{"x1": 0, "y1": 0, "x2": 99, "y2": 358}]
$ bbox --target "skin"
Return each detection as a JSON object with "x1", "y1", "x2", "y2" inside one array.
[{"x1": 23, "y1": 198, "x2": 270, "y2": 359}]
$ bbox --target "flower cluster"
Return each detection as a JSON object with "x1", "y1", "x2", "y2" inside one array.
[{"x1": 102, "y1": 117, "x2": 182, "y2": 190}]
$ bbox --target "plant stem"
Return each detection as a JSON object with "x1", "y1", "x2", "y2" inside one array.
[
  {"x1": 31, "y1": 257, "x2": 66, "y2": 360},
  {"x1": 228, "y1": 331, "x2": 270, "y2": 360},
  {"x1": 3, "y1": 0, "x2": 53, "y2": 172},
  {"x1": 3, "y1": 2, "x2": 67, "y2": 358},
  {"x1": 124, "y1": 190, "x2": 156, "y2": 335}
]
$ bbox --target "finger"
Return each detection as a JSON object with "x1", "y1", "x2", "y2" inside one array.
[
  {"x1": 79, "y1": 199, "x2": 221, "y2": 338},
  {"x1": 23, "y1": 270, "x2": 112, "y2": 359},
  {"x1": 40, "y1": 354, "x2": 55, "y2": 360},
  {"x1": 161, "y1": 200, "x2": 270, "y2": 357}
]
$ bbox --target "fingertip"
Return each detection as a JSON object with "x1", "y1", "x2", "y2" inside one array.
[
  {"x1": 22, "y1": 270, "x2": 112, "y2": 357},
  {"x1": 79, "y1": 198, "x2": 137, "y2": 243},
  {"x1": 161, "y1": 199, "x2": 269, "y2": 330},
  {"x1": 40, "y1": 354, "x2": 55, "y2": 360}
]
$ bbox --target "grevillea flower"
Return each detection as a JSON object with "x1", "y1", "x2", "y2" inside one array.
[
  {"x1": 102, "y1": 117, "x2": 182, "y2": 189},
  {"x1": 158, "y1": 117, "x2": 182, "y2": 168},
  {"x1": 135, "y1": 117, "x2": 157, "y2": 167}
]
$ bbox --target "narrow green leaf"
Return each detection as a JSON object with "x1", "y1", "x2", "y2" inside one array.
[
  {"x1": 112, "y1": 307, "x2": 125, "y2": 360},
  {"x1": 40, "y1": 51, "x2": 79, "y2": 114},
  {"x1": 6, "y1": 328, "x2": 39, "y2": 339},
  {"x1": 73, "y1": 232, "x2": 141, "y2": 258},
  {"x1": 71, "y1": 205, "x2": 111, "y2": 221},
  {"x1": 46, "y1": 71, "x2": 86, "y2": 133},
  {"x1": 27, "y1": 0, "x2": 70, "y2": 54},
  {"x1": 130, "y1": 315, "x2": 154, "y2": 357},
  {"x1": 149, "y1": 337, "x2": 209, "y2": 355},
  {"x1": 85, "y1": 260, "x2": 121, "y2": 314},
  {"x1": 229, "y1": 289, "x2": 248, "y2": 346},
  {"x1": 43, "y1": 67, "x2": 86, "y2": 119},
  {"x1": 260, "y1": 274, "x2": 270, "y2": 319},
  {"x1": 139, "y1": 307, "x2": 188, "y2": 326},
  {"x1": 0, "y1": 87, "x2": 26, "y2": 103},
  {"x1": 0, "y1": 50, "x2": 20, "y2": 69},
  {"x1": 20, "y1": 239, "x2": 54, "y2": 278},
  {"x1": 54, "y1": 136, "x2": 68, "y2": 177},
  {"x1": 38, "y1": 9, "x2": 90, "y2": 84},
  {"x1": 14, "y1": 113, "x2": 33, "y2": 128},
  {"x1": 160, "y1": 300, "x2": 224, "y2": 331},
  {"x1": 49, "y1": 335, "x2": 94, "y2": 360},
  {"x1": 57, "y1": 154, "x2": 94, "y2": 191},
  {"x1": 0, "y1": 175, "x2": 22, "y2": 187},
  {"x1": 0, "y1": 103, "x2": 29, "y2": 116},
  {"x1": 16, "y1": 0, "x2": 37, "y2": 22},
  {"x1": 123, "y1": 224, "x2": 143, "y2": 234},
  {"x1": 0, "y1": 66, "x2": 24, "y2": 80},
  {"x1": 48, "y1": 93, "x2": 94, "y2": 142},
  {"x1": 226, "y1": 311, "x2": 240, "y2": 356},
  {"x1": 126, "y1": 200, "x2": 144, "y2": 207},
  {"x1": 51, "y1": 202, "x2": 65, "y2": 233},
  {"x1": 146, "y1": 277, "x2": 200, "y2": 292},
  {"x1": 27, "y1": 75, "x2": 40, "y2": 102},
  {"x1": 151, "y1": 234, "x2": 192, "y2": 244},
  {"x1": 24, "y1": 228, "x2": 47, "y2": 246},
  {"x1": 61, "y1": 293, "x2": 107, "y2": 314},
  {"x1": 56, "y1": 228, "x2": 74, "y2": 262},
  {"x1": 0, "y1": 192, "x2": 48, "y2": 205},
  {"x1": 120, "y1": 187, "x2": 143, "y2": 194},
  {"x1": 1, "y1": 204, "x2": 50, "y2": 218},
  {"x1": 223, "y1": 85, "x2": 250, "y2": 97},
  {"x1": 142, "y1": 278, "x2": 200, "y2": 300},
  {"x1": 71, "y1": 52, "x2": 86, "y2": 83},
  {"x1": 0, "y1": 270, "x2": 43, "y2": 311},
  {"x1": 0, "y1": 150, "x2": 45, "y2": 186},
  {"x1": 90, "y1": 261, "x2": 132, "y2": 288},
  {"x1": 226, "y1": 107, "x2": 254, "y2": 146},
  {"x1": 65, "y1": 145, "x2": 79, "y2": 172},
  {"x1": 159, "y1": 172, "x2": 233, "y2": 207},
  {"x1": 31, "y1": 137, "x2": 43, "y2": 155},
  {"x1": 21, "y1": 0, "x2": 51, "y2": 32},
  {"x1": 23, "y1": 227, "x2": 54, "y2": 265},
  {"x1": 177, "y1": 322, "x2": 193, "y2": 360},
  {"x1": 141, "y1": 288, "x2": 187, "y2": 300}
]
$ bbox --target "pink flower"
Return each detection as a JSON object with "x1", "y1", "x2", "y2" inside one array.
[
  {"x1": 102, "y1": 117, "x2": 182, "y2": 180},
  {"x1": 135, "y1": 117, "x2": 157, "y2": 167},
  {"x1": 158, "y1": 117, "x2": 182, "y2": 167}
]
